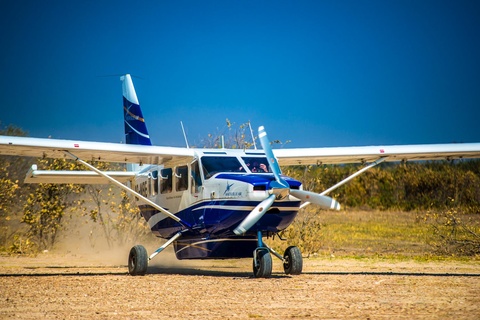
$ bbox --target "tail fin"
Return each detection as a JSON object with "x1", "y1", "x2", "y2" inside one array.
[{"x1": 121, "y1": 74, "x2": 152, "y2": 145}]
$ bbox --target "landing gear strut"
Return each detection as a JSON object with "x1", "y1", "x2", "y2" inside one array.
[
  {"x1": 128, "y1": 231, "x2": 184, "y2": 276},
  {"x1": 253, "y1": 231, "x2": 273, "y2": 278}
]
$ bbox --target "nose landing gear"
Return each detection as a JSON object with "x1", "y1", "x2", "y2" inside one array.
[{"x1": 252, "y1": 231, "x2": 303, "y2": 278}]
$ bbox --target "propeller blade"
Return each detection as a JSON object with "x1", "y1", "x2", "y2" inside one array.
[
  {"x1": 290, "y1": 190, "x2": 341, "y2": 210},
  {"x1": 258, "y1": 126, "x2": 289, "y2": 188},
  {"x1": 234, "y1": 194, "x2": 276, "y2": 235}
]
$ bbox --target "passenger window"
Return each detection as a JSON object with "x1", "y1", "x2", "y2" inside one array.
[
  {"x1": 151, "y1": 171, "x2": 158, "y2": 196},
  {"x1": 160, "y1": 168, "x2": 172, "y2": 194},
  {"x1": 175, "y1": 166, "x2": 188, "y2": 191}
]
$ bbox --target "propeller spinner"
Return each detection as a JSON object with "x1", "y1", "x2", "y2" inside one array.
[{"x1": 233, "y1": 126, "x2": 340, "y2": 235}]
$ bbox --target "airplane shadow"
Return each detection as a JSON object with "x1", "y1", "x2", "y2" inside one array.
[
  {"x1": 1, "y1": 266, "x2": 479, "y2": 279},
  {"x1": 147, "y1": 265, "x2": 288, "y2": 278},
  {"x1": 0, "y1": 271, "x2": 127, "y2": 277},
  {"x1": 0, "y1": 265, "x2": 282, "y2": 279}
]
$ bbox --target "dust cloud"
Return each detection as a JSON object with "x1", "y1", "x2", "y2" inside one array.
[{"x1": 54, "y1": 211, "x2": 190, "y2": 269}]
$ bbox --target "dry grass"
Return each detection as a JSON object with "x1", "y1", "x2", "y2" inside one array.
[{"x1": 271, "y1": 209, "x2": 480, "y2": 261}]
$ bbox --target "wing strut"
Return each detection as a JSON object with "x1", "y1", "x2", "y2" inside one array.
[
  {"x1": 63, "y1": 151, "x2": 193, "y2": 229},
  {"x1": 300, "y1": 157, "x2": 387, "y2": 209}
]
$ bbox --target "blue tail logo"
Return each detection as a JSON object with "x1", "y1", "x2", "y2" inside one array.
[{"x1": 121, "y1": 74, "x2": 152, "y2": 145}]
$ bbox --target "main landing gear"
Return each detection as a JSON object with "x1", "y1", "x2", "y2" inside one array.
[
  {"x1": 252, "y1": 231, "x2": 303, "y2": 278},
  {"x1": 127, "y1": 231, "x2": 303, "y2": 278},
  {"x1": 128, "y1": 245, "x2": 148, "y2": 276}
]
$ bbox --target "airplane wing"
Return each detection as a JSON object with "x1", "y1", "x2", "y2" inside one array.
[
  {"x1": 3, "y1": 135, "x2": 480, "y2": 167},
  {"x1": 274, "y1": 143, "x2": 480, "y2": 166},
  {"x1": 0, "y1": 135, "x2": 195, "y2": 167}
]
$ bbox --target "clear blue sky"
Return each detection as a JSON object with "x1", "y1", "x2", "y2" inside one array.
[{"x1": 1, "y1": 0, "x2": 479, "y2": 148}]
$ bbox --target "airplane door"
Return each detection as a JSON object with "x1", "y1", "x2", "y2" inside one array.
[{"x1": 191, "y1": 160, "x2": 202, "y2": 195}]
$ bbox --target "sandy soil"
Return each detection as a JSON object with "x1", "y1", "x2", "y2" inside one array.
[{"x1": 1, "y1": 251, "x2": 479, "y2": 319}]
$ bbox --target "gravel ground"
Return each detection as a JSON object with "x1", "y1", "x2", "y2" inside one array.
[{"x1": 1, "y1": 252, "x2": 479, "y2": 319}]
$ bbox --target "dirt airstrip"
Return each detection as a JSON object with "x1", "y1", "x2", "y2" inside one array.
[{"x1": 1, "y1": 251, "x2": 479, "y2": 319}]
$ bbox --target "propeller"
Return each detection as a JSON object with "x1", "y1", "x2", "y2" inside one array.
[
  {"x1": 258, "y1": 126, "x2": 289, "y2": 189},
  {"x1": 233, "y1": 194, "x2": 276, "y2": 235},
  {"x1": 233, "y1": 126, "x2": 341, "y2": 235},
  {"x1": 290, "y1": 189, "x2": 340, "y2": 210}
]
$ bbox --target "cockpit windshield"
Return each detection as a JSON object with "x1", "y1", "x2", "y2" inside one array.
[
  {"x1": 242, "y1": 157, "x2": 271, "y2": 173},
  {"x1": 201, "y1": 156, "x2": 244, "y2": 179}
]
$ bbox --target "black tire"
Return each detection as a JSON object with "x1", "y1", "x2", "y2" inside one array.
[
  {"x1": 253, "y1": 249, "x2": 272, "y2": 278},
  {"x1": 283, "y1": 246, "x2": 303, "y2": 275},
  {"x1": 128, "y1": 245, "x2": 148, "y2": 276}
]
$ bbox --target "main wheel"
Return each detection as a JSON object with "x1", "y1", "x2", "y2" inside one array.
[
  {"x1": 283, "y1": 246, "x2": 303, "y2": 275},
  {"x1": 253, "y1": 249, "x2": 272, "y2": 278},
  {"x1": 128, "y1": 245, "x2": 148, "y2": 276}
]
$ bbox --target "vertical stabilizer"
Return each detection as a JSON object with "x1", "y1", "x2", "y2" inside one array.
[{"x1": 121, "y1": 74, "x2": 152, "y2": 145}]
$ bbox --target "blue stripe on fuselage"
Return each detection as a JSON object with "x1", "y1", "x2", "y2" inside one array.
[{"x1": 140, "y1": 198, "x2": 300, "y2": 239}]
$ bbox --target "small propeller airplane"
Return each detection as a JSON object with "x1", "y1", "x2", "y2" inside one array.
[{"x1": 1, "y1": 74, "x2": 480, "y2": 277}]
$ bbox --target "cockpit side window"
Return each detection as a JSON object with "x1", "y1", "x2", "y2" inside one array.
[
  {"x1": 201, "y1": 156, "x2": 244, "y2": 179},
  {"x1": 242, "y1": 157, "x2": 271, "y2": 173}
]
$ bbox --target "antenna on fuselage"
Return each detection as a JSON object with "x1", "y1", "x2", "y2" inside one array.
[
  {"x1": 180, "y1": 121, "x2": 190, "y2": 148},
  {"x1": 248, "y1": 121, "x2": 257, "y2": 150}
]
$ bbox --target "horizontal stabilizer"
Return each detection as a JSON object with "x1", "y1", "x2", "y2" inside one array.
[{"x1": 25, "y1": 165, "x2": 136, "y2": 184}]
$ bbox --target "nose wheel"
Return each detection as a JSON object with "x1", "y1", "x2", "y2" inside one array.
[{"x1": 253, "y1": 248, "x2": 273, "y2": 278}]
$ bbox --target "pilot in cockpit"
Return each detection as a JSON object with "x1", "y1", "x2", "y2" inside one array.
[{"x1": 250, "y1": 161, "x2": 268, "y2": 173}]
